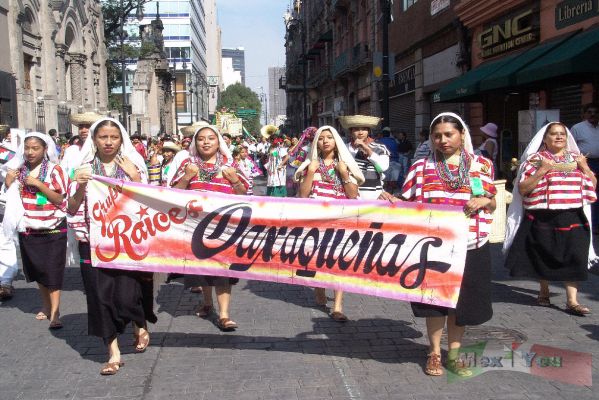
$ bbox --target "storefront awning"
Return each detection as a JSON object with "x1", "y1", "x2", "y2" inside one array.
[
  {"x1": 434, "y1": 26, "x2": 599, "y2": 103},
  {"x1": 433, "y1": 55, "x2": 518, "y2": 102},
  {"x1": 479, "y1": 32, "x2": 577, "y2": 91},
  {"x1": 516, "y1": 27, "x2": 599, "y2": 85}
]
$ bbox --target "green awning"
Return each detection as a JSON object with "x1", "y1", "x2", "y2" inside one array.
[
  {"x1": 516, "y1": 27, "x2": 599, "y2": 85},
  {"x1": 433, "y1": 55, "x2": 518, "y2": 102},
  {"x1": 479, "y1": 32, "x2": 577, "y2": 91}
]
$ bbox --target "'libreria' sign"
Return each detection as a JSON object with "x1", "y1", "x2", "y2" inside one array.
[{"x1": 555, "y1": 0, "x2": 599, "y2": 29}]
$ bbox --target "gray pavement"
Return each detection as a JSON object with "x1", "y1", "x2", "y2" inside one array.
[{"x1": 1, "y1": 180, "x2": 599, "y2": 399}]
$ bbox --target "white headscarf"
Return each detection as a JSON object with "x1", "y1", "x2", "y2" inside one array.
[
  {"x1": 2, "y1": 132, "x2": 60, "y2": 238},
  {"x1": 294, "y1": 125, "x2": 365, "y2": 185},
  {"x1": 429, "y1": 112, "x2": 474, "y2": 155},
  {"x1": 188, "y1": 125, "x2": 233, "y2": 166},
  {"x1": 502, "y1": 122, "x2": 597, "y2": 266},
  {"x1": 74, "y1": 117, "x2": 148, "y2": 183}
]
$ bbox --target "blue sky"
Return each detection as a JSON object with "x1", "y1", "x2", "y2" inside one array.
[{"x1": 217, "y1": 0, "x2": 289, "y2": 96}]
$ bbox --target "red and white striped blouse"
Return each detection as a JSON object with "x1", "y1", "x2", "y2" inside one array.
[
  {"x1": 401, "y1": 155, "x2": 497, "y2": 250},
  {"x1": 21, "y1": 162, "x2": 68, "y2": 230},
  {"x1": 66, "y1": 180, "x2": 88, "y2": 242},
  {"x1": 520, "y1": 150, "x2": 597, "y2": 210},
  {"x1": 302, "y1": 166, "x2": 349, "y2": 200},
  {"x1": 170, "y1": 157, "x2": 249, "y2": 194}
]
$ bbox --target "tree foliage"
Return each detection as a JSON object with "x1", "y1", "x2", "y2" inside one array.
[
  {"x1": 101, "y1": 1, "x2": 153, "y2": 108},
  {"x1": 217, "y1": 84, "x2": 262, "y2": 135}
]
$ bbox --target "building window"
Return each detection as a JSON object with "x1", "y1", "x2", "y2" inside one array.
[
  {"x1": 403, "y1": 0, "x2": 417, "y2": 10},
  {"x1": 175, "y1": 72, "x2": 188, "y2": 112},
  {"x1": 23, "y1": 54, "x2": 33, "y2": 90}
]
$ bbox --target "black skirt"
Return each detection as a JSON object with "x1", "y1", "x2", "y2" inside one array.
[
  {"x1": 411, "y1": 244, "x2": 493, "y2": 327},
  {"x1": 18, "y1": 220, "x2": 67, "y2": 290},
  {"x1": 79, "y1": 242, "x2": 157, "y2": 341},
  {"x1": 506, "y1": 208, "x2": 589, "y2": 282}
]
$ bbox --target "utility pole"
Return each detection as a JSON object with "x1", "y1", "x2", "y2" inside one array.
[{"x1": 381, "y1": 0, "x2": 391, "y2": 127}]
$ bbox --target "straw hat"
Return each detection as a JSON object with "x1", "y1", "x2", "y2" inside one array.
[
  {"x1": 162, "y1": 141, "x2": 181, "y2": 153},
  {"x1": 69, "y1": 112, "x2": 103, "y2": 126},
  {"x1": 338, "y1": 115, "x2": 382, "y2": 130},
  {"x1": 180, "y1": 121, "x2": 210, "y2": 137}
]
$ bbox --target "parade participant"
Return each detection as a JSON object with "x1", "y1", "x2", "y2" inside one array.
[
  {"x1": 478, "y1": 122, "x2": 498, "y2": 176},
  {"x1": 0, "y1": 128, "x2": 24, "y2": 301},
  {"x1": 148, "y1": 141, "x2": 180, "y2": 186},
  {"x1": 171, "y1": 125, "x2": 248, "y2": 331},
  {"x1": 4, "y1": 132, "x2": 67, "y2": 328},
  {"x1": 264, "y1": 134, "x2": 289, "y2": 197},
  {"x1": 287, "y1": 127, "x2": 317, "y2": 197},
  {"x1": 295, "y1": 126, "x2": 364, "y2": 321},
  {"x1": 232, "y1": 146, "x2": 260, "y2": 195},
  {"x1": 571, "y1": 103, "x2": 599, "y2": 230},
  {"x1": 61, "y1": 112, "x2": 102, "y2": 178},
  {"x1": 166, "y1": 122, "x2": 209, "y2": 187},
  {"x1": 131, "y1": 134, "x2": 147, "y2": 160},
  {"x1": 504, "y1": 122, "x2": 597, "y2": 316},
  {"x1": 67, "y1": 117, "x2": 156, "y2": 375},
  {"x1": 340, "y1": 115, "x2": 390, "y2": 200},
  {"x1": 381, "y1": 112, "x2": 496, "y2": 376}
]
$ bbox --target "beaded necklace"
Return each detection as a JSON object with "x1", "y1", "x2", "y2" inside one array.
[
  {"x1": 317, "y1": 157, "x2": 344, "y2": 196},
  {"x1": 18, "y1": 158, "x2": 49, "y2": 195},
  {"x1": 545, "y1": 150, "x2": 575, "y2": 177},
  {"x1": 91, "y1": 156, "x2": 127, "y2": 180},
  {"x1": 193, "y1": 152, "x2": 223, "y2": 182},
  {"x1": 433, "y1": 150, "x2": 471, "y2": 190}
]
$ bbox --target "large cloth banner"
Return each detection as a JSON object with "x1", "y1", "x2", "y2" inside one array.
[{"x1": 88, "y1": 176, "x2": 469, "y2": 308}]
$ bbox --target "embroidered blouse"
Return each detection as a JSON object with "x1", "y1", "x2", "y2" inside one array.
[
  {"x1": 401, "y1": 154, "x2": 497, "y2": 250},
  {"x1": 20, "y1": 162, "x2": 67, "y2": 230},
  {"x1": 170, "y1": 157, "x2": 249, "y2": 194},
  {"x1": 520, "y1": 150, "x2": 596, "y2": 210}
]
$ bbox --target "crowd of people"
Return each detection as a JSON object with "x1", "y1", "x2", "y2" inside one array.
[{"x1": 0, "y1": 103, "x2": 597, "y2": 378}]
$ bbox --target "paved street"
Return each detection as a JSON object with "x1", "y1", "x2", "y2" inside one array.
[{"x1": 1, "y1": 180, "x2": 599, "y2": 400}]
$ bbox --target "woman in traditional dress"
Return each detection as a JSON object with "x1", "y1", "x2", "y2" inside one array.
[
  {"x1": 264, "y1": 135, "x2": 289, "y2": 197},
  {"x1": 381, "y1": 112, "x2": 496, "y2": 376},
  {"x1": 4, "y1": 132, "x2": 68, "y2": 328},
  {"x1": 171, "y1": 125, "x2": 249, "y2": 331},
  {"x1": 148, "y1": 141, "x2": 181, "y2": 186},
  {"x1": 232, "y1": 145, "x2": 261, "y2": 196},
  {"x1": 504, "y1": 122, "x2": 596, "y2": 316},
  {"x1": 67, "y1": 118, "x2": 157, "y2": 375},
  {"x1": 295, "y1": 126, "x2": 364, "y2": 321}
]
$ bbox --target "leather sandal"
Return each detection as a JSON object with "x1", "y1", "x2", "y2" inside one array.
[
  {"x1": 330, "y1": 311, "x2": 348, "y2": 322},
  {"x1": 100, "y1": 361, "x2": 124, "y2": 376},
  {"x1": 425, "y1": 353, "x2": 443, "y2": 376},
  {"x1": 446, "y1": 358, "x2": 473, "y2": 377},
  {"x1": 49, "y1": 320, "x2": 63, "y2": 330},
  {"x1": 216, "y1": 317, "x2": 238, "y2": 331},
  {"x1": 566, "y1": 303, "x2": 590, "y2": 316},
  {"x1": 35, "y1": 311, "x2": 48, "y2": 320},
  {"x1": 134, "y1": 331, "x2": 150, "y2": 352},
  {"x1": 195, "y1": 304, "x2": 214, "y2": 318}
]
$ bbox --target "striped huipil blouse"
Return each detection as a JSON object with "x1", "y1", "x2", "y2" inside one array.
[
  {"x1": 401, "y1": 155, "x2": 497, "y2": 250},
  {"x1": 520, "y1": 150, "x2": 597, "y2": 210},
  {"x1": 302, "y1": 164, "x2": 350, "y2": 200},
  {"x1": 170, "y1": 157, "x2": 249, "y2": 194},
  {"x1": 20, "y1": 162, "x2": 68, "y2": 230}
]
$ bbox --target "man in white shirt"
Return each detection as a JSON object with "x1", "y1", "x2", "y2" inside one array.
[{"x1": 572, "y1": 103, "x2": 599, "y2": 229}]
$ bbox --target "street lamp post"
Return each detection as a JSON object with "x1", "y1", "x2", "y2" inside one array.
[
  {"x1": 188, "y1": 76, "x2": 194, "y2": 122},
  {"x1": 170, "y1": 63, "x2": 179, "y2": 135},
  {"x1": 258, "y1": 87, "x2": 268, "y2": 125}
]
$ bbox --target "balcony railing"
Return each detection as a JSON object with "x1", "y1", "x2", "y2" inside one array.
[
  {"x1": 307, "y1": 65, "x2": 331, "y2": 89},
  {"x1": 332, "y1": 50, "x2": 350, "y2": 78},
  {"x1": 351, "y1": 43, "x2": 371, "y2": 69}
]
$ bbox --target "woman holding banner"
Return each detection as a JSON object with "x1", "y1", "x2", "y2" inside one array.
[
  {"x1": 171, "y1": 125, "x2": 249, "y2": 331},
  {"x1": 3, "y1": 132, "x2": 68, "y2": 328},
  {"x1": 504, "y1": 122, "x2": 597, "y2": 316},
  {"x1": 381, "y1": 112, "x2": 496, "y2": 376},
  {"x1": 295, "y1": 126, "x2": 364, "y2": 321},
  {"x1": 67, "y1": 117, "x2": 157, "y2": 375}
]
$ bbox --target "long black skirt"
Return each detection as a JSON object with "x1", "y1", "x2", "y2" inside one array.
[
  {"x1": 18, "y1": 221, "x2": 67, "y2": 290},
  {"x1": 506, "y1": 208, "x2": 589, "y2": 282},
  {"x1": 411, "y1": 244, "x2": 493, "y2": 327},
  {"x1": 79, "y1": 242, "x2": 157, "y2": 342}
]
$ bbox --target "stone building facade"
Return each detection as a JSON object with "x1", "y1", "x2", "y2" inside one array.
[{"x1": 5, "y1": 0, "x2": 108, "y2": 133}]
